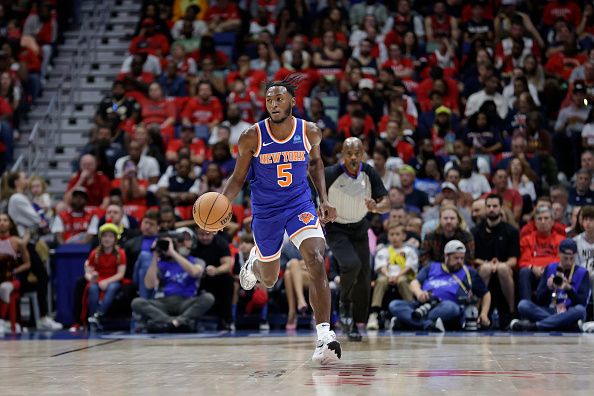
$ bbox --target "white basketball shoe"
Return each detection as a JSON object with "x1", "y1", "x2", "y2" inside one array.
[
  {"x1": 311, "y1": 330, "x2": 342, "y2": 365},
  {"x1": 239, "y1": 246, "x2": 258, "y2": 290}
]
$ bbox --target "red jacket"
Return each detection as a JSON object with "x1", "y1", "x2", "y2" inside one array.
[{"x1": 518, "y1": 231, "x2": 565, "y2": 269}]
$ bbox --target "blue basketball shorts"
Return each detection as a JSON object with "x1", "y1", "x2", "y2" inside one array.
[{"x1": 252, "y1": 200, "x2": 325, "y2": 262}]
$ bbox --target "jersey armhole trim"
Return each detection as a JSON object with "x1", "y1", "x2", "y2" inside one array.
[
  {"x1": 303, "y1": 119, "x2": 312, "y2": 153},
  {"x1": 254, "y1": 122, "x2": 262, "y2": 157}
]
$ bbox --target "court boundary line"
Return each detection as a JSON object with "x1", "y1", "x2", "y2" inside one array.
[{"x1": 50, "y1": 339, "x2": 122, "y2": 357}]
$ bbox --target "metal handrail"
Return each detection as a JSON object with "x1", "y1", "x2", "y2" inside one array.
[
  {"x1": 10, "y1": 154, "x2": 24, "y2": 172},
  {"x1": 23, "y1": 0, "x2": 113, "y2": 180}
]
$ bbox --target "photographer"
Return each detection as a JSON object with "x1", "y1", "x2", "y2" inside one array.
[
  {"x1": 131, "y1": 228, "x2": 215, "y2": 333},
  {"x1": 512, "y1": 239, "x2": 591, "y2": 332},
  {"x1": 389, "y1": 240, "x2": 491, "y2": 332}
]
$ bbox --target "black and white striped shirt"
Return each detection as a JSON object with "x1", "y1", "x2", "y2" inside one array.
[{"x1": 325, "y1": 163, "x2": 388, "y2": 224}]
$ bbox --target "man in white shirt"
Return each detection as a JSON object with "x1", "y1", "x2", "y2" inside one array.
[
  {"x1": 458, "y1": 155, "x2": 492, "y2": 199},
  {"x1": 465, "y1": 74, "x2": 509, "y2": 119},
  {"x1": 114, "y1": 140, "x2": 160, "y2": 185}
]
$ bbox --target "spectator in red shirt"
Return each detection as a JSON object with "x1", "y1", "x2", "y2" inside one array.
[
  {"x1": 116, "y1": 54, "x2": 155, "y2": 99},
  {"x1": 227, "y1": 78, "x2": 259, "y2": 123},
  {"x1": 181, "y1": 80, "x2": 223, "y2": 131},
  {"x1": 84, "y1": 222, "x2": 126, "y2": 326},
  {"x1": 273, "y1": 50, "x2": 320, "y2": 112},
  {"x1": 166, "y1": 124, "x2": 207, "y2": 165},
  {"x1": 129, "y1": 18, "x2": 171, "y2": 58},
  {"x1": 543, "y1": 0, "x2": 581, "y2": 28},
  {"x1": 545, "y1": 24, "x2": 587, "y2": 81},
  {"x1": 65, "y1": 154, "x2": 112, "y2": 208},
  {"x1": 140, "y1": 82, "x2": 176, "y2": 142},
  {"x1": 51, "y1": 187, "x2": 95, "y2": 245},
  {"x1": 204, "y1": 0, "x2": 241, "y2": 33},
  {"x1": 190, "y1": 35, "x2": 230, "y2": 70},
  {"x1": 22, "y1": 3, "x2": 56, "y2": 79},
  {"x1": 483, "y1": 169, "x2": 523, "y2": 223},
  {"x1": 382, "y1": 119, "x2": 414, "y2": 164},
  {"x1": 518, "y1": 206, "x2": 565, "y2": 301},
  {"x1": 226, "y1": 54, "x2": 267, "y2": 92},
  {"x1": 112, "y1": 158, "x2": 150, "y2": 207},
  {"x1": 338, "y1": 97, "x2": 376, "y2": 137}
]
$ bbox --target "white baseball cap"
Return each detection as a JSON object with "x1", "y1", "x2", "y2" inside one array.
[{"x1": 444, "y1": 240, "x2": 466, "y2": 255}]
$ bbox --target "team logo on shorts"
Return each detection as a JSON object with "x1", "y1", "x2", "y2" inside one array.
[{"x1": 298, "y1": 212, "x2": 315, "y2": 225}]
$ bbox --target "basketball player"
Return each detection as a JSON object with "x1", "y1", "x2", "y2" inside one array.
[{"x1": 221, "y1": 77, "x2": 341, "y2": 365}]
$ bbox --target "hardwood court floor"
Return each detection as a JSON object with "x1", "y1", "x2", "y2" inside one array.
[{"x1": 1, "y1": 331, "x2": 594, "y2": 395}]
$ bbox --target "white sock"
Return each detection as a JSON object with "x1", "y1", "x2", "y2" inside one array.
[
  {"x1": 0, "y1": 282, "x2": 14, "y2": 304},
  {"x1": 316, "y1": 322, "x2": 331, "y2": 339}
]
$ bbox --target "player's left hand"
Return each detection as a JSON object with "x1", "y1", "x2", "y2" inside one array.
[{"x1": 319, "y1": 201, "x2": 337, "y2": 225}]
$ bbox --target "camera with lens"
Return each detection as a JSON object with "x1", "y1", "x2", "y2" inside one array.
[
  {"x1": 412, "y1": 292, "x2": 440, "y2": 319},
  {"x1": 458, "y1": 294, "x2": 479, "y2": 331},
  {"x1": 553, "y1": 270, "x2": 565, "y2": 287},
  {"x1": 151, "y1": 232, "x2": 184, "y2": 256}
]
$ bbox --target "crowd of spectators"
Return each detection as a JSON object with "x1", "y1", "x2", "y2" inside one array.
[
  {"x1": 3, "y1": 0, "x2": 594, "y2": 333},
  {"x1": 0, "y1": 0, "x2": 64, "y2": 173}
]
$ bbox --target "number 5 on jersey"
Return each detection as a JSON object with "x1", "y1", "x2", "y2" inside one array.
[{"x1": 277, "y1": 163, "x2": 292, "y2": 187}]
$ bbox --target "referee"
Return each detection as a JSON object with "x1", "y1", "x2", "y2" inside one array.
[{"x1": 325, "y1": 137, "x2": 390, "y2": 341}]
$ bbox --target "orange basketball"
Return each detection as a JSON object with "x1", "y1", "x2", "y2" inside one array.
[{"x1": 193, "y1": 192, "x2": 232, "y2": 232}]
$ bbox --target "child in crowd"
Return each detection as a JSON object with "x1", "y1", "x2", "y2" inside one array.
[
  {"x1": 84, "y1": 223, "x2": 126, "y2": 328},
  {"x1": 367, "y1": 223, "x2": 419, "y2": 330}
]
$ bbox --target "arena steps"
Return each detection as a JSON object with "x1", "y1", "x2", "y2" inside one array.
[{"x1": 13, "y1": 0, "x2": 141, "y2": 197}]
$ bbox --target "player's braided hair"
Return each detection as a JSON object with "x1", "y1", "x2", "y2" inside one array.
[{"x1": 265, "y1": 74, "x2": 305, "y2": 97}]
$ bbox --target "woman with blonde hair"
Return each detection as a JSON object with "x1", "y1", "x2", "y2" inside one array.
[
  {"x1": 507, "y1": 156, "x2": 537, "y2": 202},
  {"x1": 420, "y1": 204, "x2": 475, "y2": 266}
]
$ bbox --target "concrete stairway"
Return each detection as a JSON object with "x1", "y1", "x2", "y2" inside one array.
[{"x1": 14, "y1": 0, "x2": 141, "y2": 197}]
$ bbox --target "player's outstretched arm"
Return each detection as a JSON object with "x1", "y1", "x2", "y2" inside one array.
[
  {"x1": 222, "y1": 126, "x2": 258, "y2": 202},
  {"x1": 306, "y1": 121, "x2": 337, "y2": 224}
]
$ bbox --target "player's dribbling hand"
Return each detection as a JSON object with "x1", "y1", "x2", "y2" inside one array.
[{"x1": 319, "y1": 201, "x2": 337, "y2": 225}]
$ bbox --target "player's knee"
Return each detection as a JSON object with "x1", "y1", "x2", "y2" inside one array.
[{"x1": 305, "y1": 251, "x2": 325, "y2": 276}]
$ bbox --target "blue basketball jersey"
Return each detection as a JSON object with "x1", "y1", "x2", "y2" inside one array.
[{"x1": 249, "y1": 117, "x2": 313, "y2": 215}]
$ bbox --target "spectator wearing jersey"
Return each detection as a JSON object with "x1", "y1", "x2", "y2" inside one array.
[
  {"x1": 227, "y1": 78, "x2": 259, "y2": 124},
  {"x1": 87, "y1": 203, "x2": 139, "y2": 248},
  {"x1": 51, "y1": 187, "x2": 94, "y2": 245},
  {"x1": 65, "y1": 154, "x2": 111, "y2": 208}
]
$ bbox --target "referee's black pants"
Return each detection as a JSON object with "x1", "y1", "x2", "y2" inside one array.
[{"x1": 325, "y1": 220, "x2": 370, "y2": 324}]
